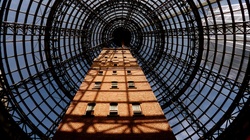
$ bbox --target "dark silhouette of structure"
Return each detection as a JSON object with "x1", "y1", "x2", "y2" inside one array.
[{"x1": 0, "y1": 0, "x2": 249, "y2": 139}]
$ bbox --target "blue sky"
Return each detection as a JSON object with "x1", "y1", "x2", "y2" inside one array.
[{"x1": 1, "y1": 0, "x2": 249, "y2": 139}]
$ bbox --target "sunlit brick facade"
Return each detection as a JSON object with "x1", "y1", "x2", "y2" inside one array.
[{"x1": 54, "y1": 48, "x2": 175, "y2": 140}]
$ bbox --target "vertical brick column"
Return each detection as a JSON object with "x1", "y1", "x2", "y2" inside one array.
[{"x1": 54, "y1": 48, "x2": 176, "y2": 140}]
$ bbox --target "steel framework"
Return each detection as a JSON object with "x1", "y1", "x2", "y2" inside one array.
[{"x1": 0, "y1": 0, "x2": 250, "y2": 139}]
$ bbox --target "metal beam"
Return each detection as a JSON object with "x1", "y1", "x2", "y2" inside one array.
[
  {"x1": 203, "y1": 21, "x2": 250, "y2": 35},
  {"x1": 1, "y1": 21, "x2": 85, "y2": 36}
]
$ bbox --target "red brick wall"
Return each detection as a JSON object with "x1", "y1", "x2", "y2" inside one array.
[{"x1": 53, "y1": 48, "x2": 176, "y2": 140}]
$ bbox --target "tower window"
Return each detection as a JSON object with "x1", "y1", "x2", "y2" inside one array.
[
  {"x1": 114, "y1": 63, "x2": 118, "y2": 66},
  {"x1": 108, "y1": 103, "x2": 118, "y2": 116},
  {"x1": 132, "y1": 103, "x2": 143, "y2": 116},
  {"x1": 112, "y1": 71, "x2": 117, "y2": 75},
  {"x1": 93, "y1": 82, "x2": 101, "y2": 89},
  {"x1": 98, "y1": 71, "x2": 103, "y2": 75},
  {"x1": 127, "y1": 70, "x2": 131, "y2": 75},
  {"x1": 128, "y1": 81, "x2": 135, "y2": 88},
  {"x1": 114, "y1": 56, "x2": 117, "y2": 58},
  {"x1": 85, "y1": 103, "x2": 95, "y2": 117},
  {"x1": 111, "y1": 81, "x2": 118, "y2": 89},
  {"x1": 101, "y1": 61, "x2": 106, "y2": 66}
]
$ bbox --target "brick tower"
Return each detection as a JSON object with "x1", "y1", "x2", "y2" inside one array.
[{"x1": 53, "y1": 48, "x2": 176, "y2": 140}]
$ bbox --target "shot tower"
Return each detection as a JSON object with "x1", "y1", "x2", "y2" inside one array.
[{"x1": 54, "y1": 48, "x2": 175, "y2": 140}]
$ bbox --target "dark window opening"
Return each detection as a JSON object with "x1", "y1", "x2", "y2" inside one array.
[
  {"x1": 93, "y1": 82, "x2": 101, "y2": 89},
  {"x1": 127, "y1": 70, "x2": 131, "y2": 74},
  {"x1": 132, "y1": 103, "x2": 143, "y2": 116},
  {"x1": 108, "y1": 103, "x2": 119, "y2": 117},
  {"x1": 111, "y1": 81, "x2": 118, "y2": 89},
  {"x1": 128, "y1": 81, "x2": 136, "y2": 88},
  {"x1": 98, "y1": 71, "x2": 103, "y2": 75},
  {"x1": 85, "y1": 103, "x2": 96, "y2": 117}
]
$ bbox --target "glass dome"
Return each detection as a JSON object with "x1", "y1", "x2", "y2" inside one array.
[{"x1": 0, "y1": 0, "x2": 249, "y2": 139}]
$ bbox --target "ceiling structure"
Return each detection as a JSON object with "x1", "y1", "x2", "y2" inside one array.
[{"x1": 0, "y1": 0, "x2": 249, "y2": 139}]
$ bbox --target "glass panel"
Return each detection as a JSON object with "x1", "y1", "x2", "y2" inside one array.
[
  {"x1": 110, "y1": 104, "x2": 118, "y2": 111},
  {"x1": 111, "y1": 81, "x2": 118, "y2": 88},
  {"x1": 87, "y1": 104, "x2": 95, "y2": 111},
  {"x1": 132, "y1": 104, "x2": 142, "y2": 115}
]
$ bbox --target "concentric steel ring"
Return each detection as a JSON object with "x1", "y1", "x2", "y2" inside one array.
[{"x1": 0, "y1": 0, "x2": 249, "y2": 139}]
